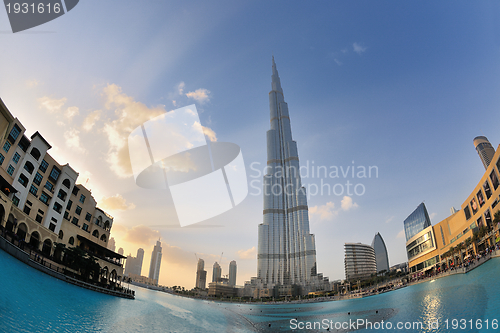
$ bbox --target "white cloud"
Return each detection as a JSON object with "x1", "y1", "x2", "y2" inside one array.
[
  {"x1": 122, "y1": 225, "x2": 161, "y2": 246},
  {"x1": 186, "y1": 88, "x2": 211, "y2": 104},
  {"x1": 76, "y1": 170, "x2": 92, "y2": 185},
  {"x1": 341, "y1": 196, "x2": 358, "y2": 211},
  {"x1": 237, "y1": 246, "x2": 256, "y2": 260},
  {"x1": 396, "y1": 230, "x2": 405, "y2": 239},
  {"x1": 101, "y1": 84, "x2": 167, "y2": 178},
  {"x1": 429, "y1": 212, "x2": 437, "y2": 220},
  {"x1": 38, "y1": 96, "x2": 67, "y2": 113},
  {"x1": 202, "y1": 125, "x2": 217, "y2": 142},
  {"x1": 177, "y1": 82, "x2": 185, "y2": 95},
  {"x1": 353, "y1": 42, "x2": 367, "y2": 55},
  {"x1": 334, "y1": 58, "x2": 342, "y2": 66},
  {"x1": 385, "y1": 216, "x2": 395, "y2": 224},
  {"x1": 65, "y1": 106, "x2": 79, "y2": 119},
  {"x1": 99, "y1": 194, "x2": 136, "y2": 211},
  {"x1": 26, "y1": 79, "x2": 39, "y2": 88},
  {"x1": 310, "y1": 201, "x2": 337, "y2": 221},
  {"x1": 82, "y1": 110, "x2": 101, "y2": 131},
  {"x1": 64, "y1": 129, "x2": 86, "y2": 154}
]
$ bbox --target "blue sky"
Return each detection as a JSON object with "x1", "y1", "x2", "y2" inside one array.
[{"x1": 1, "y1": 1, "x2": 500, "y2": 287}]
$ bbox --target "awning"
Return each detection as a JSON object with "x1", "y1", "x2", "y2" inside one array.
[
  {"x1": 77, "y1": 235, "x2": 126, "y2": 259},
  {"x1": 0, "y1": 174, "x2": 17, "y2": 195}
]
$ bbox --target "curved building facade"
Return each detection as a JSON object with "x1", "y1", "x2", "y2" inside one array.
[
  {"x1": 344, "y1": 243, "x2": 376, "y2": 281},
  {"x1": 371, "y1": 233, "x2": 389, "y2": 273}
]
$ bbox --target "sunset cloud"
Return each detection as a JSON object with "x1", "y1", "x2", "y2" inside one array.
[
  {"x1": 98, "y1": 194, "x2": 136, "y2": 211},
  {"x1": 38, "y1": 96, "x2": 67, "y2": 113},
  {"x1": 237, "y1": 246, "x2": 256, "y2": 260},
  {"x1": 186, "y1": 88, "x2": 210, "y2": 103}
]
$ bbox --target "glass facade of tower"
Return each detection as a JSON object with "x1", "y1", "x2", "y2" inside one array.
[
  {"x1": 257, "y1": 58, "x2": 317, "y2": 287},
  {"x1": 403, "y1": 203, "x2": 432, "y2": 242},
  {"x1": 474, "y1": 136, "x2": 496, "y2": 170},
  {"x1": 371, "y1": 233, "x2": 389, "y2": 273}
]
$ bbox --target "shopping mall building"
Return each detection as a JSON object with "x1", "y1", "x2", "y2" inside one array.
[{"x1": 404, "y1": 136, "x2": 500, "y2": 274}]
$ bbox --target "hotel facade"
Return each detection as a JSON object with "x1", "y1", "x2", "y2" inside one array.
[
  {"x1": 0, "y1": 99, "x2": 125, "y2": 283},
  {"x1": 405, "y1": 137, "x2": 500, "y2": 274}
]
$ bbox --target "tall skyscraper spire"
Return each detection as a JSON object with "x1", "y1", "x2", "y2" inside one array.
[{"x1": 257, "y1": 58, "x2": 317, "y2": 287}]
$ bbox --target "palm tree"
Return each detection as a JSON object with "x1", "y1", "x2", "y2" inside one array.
[
  {"x1": 465, "y1": 238, "x2": 472, "y2": 257},
  {"x1": 53, "y1": 242, "x2": 66, "y2": 263}
]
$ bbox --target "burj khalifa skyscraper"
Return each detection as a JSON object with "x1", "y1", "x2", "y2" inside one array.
[{"x1": 257, "y1": 58, "x2": 317, "y2": 287}]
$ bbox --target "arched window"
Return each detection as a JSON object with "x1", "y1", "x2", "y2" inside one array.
[
  {"x1": 104, "y1": 220, "x2": 110, "y2": 231},
  {"x1": 62, "y1": 179, "x2": 71, "y2": 189},
  {"x1": 30, "y1": 148, "x2": 41, "y2": 161},
  {"x1": 42, "y1": 239, "x2": 52, "y2": 256},
  {"x1": 92, "y1": 230, "x2": 99, "y2": 238},
  {"x1": 23, "y1": 161, "x2": 34, "y2": 174},
  {"x1": 68, "y1": 236, "x2": 74, "y2": 245},
  {"x1": 58, "y1": 230, "x2": 64, "y2": 240},
  {"x1": 29, "y1": 231, "x2": 40, "y2": 249},
  {"x1": 100, "y1": 234, "x2": 107, "y2": 242}
]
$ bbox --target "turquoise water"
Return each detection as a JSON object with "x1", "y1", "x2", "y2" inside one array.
[{"x1": 1, "y1": 248, "x2": 499, "y2": 333}]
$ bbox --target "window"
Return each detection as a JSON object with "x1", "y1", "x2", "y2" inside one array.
[
  {"x1": 62, "y1": 179, "x2": 71, "y2": 188},
  {"x1": 44, "y1": 181, "x2": 54, "y2": 192},
  {"x1": 71, "y1": 217, "x2": 79, "y2": 226},
  {"x1": 85, "y1": 213, "x2": 92, "y2": 222},
  {"x1": 7, "y1": 165, "x2": 14, "y2": 176},
  {"x1": 37, "y1": 209, "x2": 44, "y2": 215},
  {"x1": 464, "y1": 205, "x2": 471, "y2": 220},
  {"x1": 39, "y1": 192, "x2": 50, "y2": 205},
  {"x1": 29, "y1": 185, "x2": 38, "y2": 196},
  {"x1": 18, "y1": 136, "x2": 29, "y2": 152},
  {"x1": 470, "y1": 198, "x2": 478, "y2": 214},
  {"x1": 49, "y1": 223, "x2": 56, "y2": 232},
  {"x1": 23, "y1": 205, "x2": 31, "y2": 215},
  {"x1": 477, "y1": 189, "x2": 485, "y2": 208},
  {"x1": 39, "y1": 160, "x2": 48, "y2": 173},
  {"x1": 30, "y1": 148, "x2": 41, "y2": 161},
  {"x1": 75, "y1": 205, "x2": 82, "y2": 215},
  {"x1": 68, "y1": 237, "x2": 74, "y2": 245},
  {"x1": 92, "y1": 229, "x2": 99, "y2": 238},
  {"x1": 64, "y1": 211, "x2": 70, "y2": 220},
  {"x1": 53, "y1": 202, "x2": 62, "y2": 214},
  {"x1": 493, "y1": 199, "x2": 499, "y2": 209},
  {"x1": 3, "y1": 141, "x2": 11, "y2": 153},
  {"x1": 58, "y1": 230, "x2": 63, "y2": 240},
  {"x1": 33, "y1": 172, "x2": 43, "y2": 186},
  {"x1": 79, "y1": 194, "x2": 86, "y2": 203},
  {"x1": 18, "y1": 174, "x2": 28, "y2": 187},
  {"x1": 0, "y1": 153, "x2": 4, "y2": 165},
  {"x1": 82, "y1": 223, "x2": 89, "y2": 232},
  {"x1": 483, "y1": 180, "x2": 492, "y2": 200},
  {"x1": 26, "y1": 200, "x2": 32, "y2": 206},
  {"x1": 490, "y1": 169, "x2": 499, "y2": 190},
  {"x1": 12, "y1": 196, "x2": 19, "y2": 207},
  {"x1": 57, "y1": 189, "x2": 67, "y2": 201},
  {"x1": 13, "y1": 152, "x2": 20, "y2": 164},
  {"x1": 23, "y1": 161, "x2": 34, "y2": 174},
  {"x1": 49, "y1": 166, "x2": 61, "y2": 182},
  {"x1": 35, "y1": 215, "x2": 43, "y2": 223},
  {"x1": 72, "y1": 186, "x2": 79, "y2": 195},
  {"x1": 8, "y1": 125, "x2": 21, "y2": 143},
  {"x1": 66, "y1": 200, "x2": 73, "y2": 210}
]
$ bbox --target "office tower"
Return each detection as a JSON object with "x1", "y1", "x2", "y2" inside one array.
[
  {"x1": 125, "y1": 248, "x2": 145, "y2": 276},
  {"x1": 228, "y1": 260, "x2": 237, "y2": 286},
  {"x1": 474, "y1": 136, "x2": 496, "y2": 170},
  {"x1": 450, "y1": 207, "x2": 459, "y2": 215},
  {"x1": 344, "y1": 243, "x2": 377, "y2": 281},
  {"x1": 212, "y1": 262, "x2": 221, "y2": 283},
  {"x1": 108, "y1": 237, "x2": 116, "y2": 252},
  {"x1": 371, "y1": 233, "x2": 389, "y2": 273},
  {"x1": 118, "y1": 248, "x2": 124, "y2": 255},
  {"x1": 403, "y1": 203, "x2": 432, "y2": 242},
  {"x1": 195, "y1": 258, "x2": 207, "y2": 289},
  {"x1": 149, "y1": 240, "x2": 162, "y2": 284},
  {"x1": 136, "y1": 248, "x2": 144, "y2": 276},
  {"x1": 257, "y1": 57, "x2": 317, "y2": 287}
]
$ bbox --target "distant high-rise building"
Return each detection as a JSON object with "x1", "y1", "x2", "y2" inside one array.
[
  {"x1": 118, "y1": 248, "x2": 124, "y2": 256},
  {"x1": 228, "y1": 260, "x2": 237, "y2": 286},
  {"x1": 195, "y1": 259, "x2": 207, "y2": 289},
  {"x1": 474, "y1": 136, "x2": 496, "y2": 170},
  {"x1": 371, "y1": 233, "x2": 389, "y2": 273},
  {"x1": 403, "y1": 203, "x2": 432, "y2": 242},
  {"x1": 450, "y1": 207, "x2": 459, "y2": 215},
  {"x1": 149, "y1": 240, "x2": 162, "y2": 285},
  {"x1": 257, "y1": 57, "x2": 317, "y2": 287},
  {"x1": 108, "y1": 237, "x2": 116, "y2": 252},
  {"x1": 344, "y1": 243, "x2": 376, "y2": 281},
  {"x1": 212, "y1": 262, "x2": 221, "y2": 283},
  {"x1": 125, "y1": 248, "x2": 145, "y2": 276}
]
